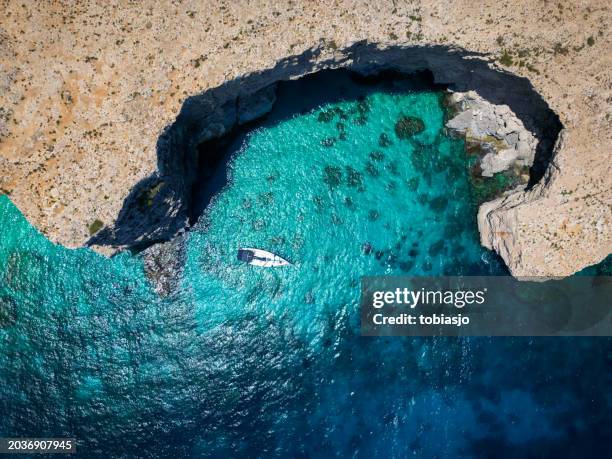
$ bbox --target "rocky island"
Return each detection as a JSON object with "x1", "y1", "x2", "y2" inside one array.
[{"x1": 0, "y1": 0, "x2": 610, "y2": 277}]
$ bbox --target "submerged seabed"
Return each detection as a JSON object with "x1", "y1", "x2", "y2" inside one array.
[{"x1": 1, "y1": 72, "x2": 610, "y2": 458}]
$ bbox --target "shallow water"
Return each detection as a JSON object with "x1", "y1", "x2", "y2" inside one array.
[{"x1": 0, "y1": 73, "x2": 609, "y2": 458}]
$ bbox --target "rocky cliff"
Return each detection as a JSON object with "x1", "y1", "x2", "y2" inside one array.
[{"x1": 0, "y1": 0, "x2": 610, "y2": 277}]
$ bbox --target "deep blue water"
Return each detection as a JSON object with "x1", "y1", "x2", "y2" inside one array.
[{"x1": 0, "y1": 71, "x2": 610, "y2": 458}]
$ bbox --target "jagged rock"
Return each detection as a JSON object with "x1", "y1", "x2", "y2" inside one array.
[
  {"x1": 481, "y1": 149, "x2": 520, "y2": 177},
  {"x1": 515, "y1": 141, "x2": 531, "y2": 160},
  {"x1": 445, "y1": 91, "x2": 538, "y2": 177},
  {"x1": 141, "y1": 233, "x2": 186, "y2": 297},
  {"x1": 238, "y1": 84, "x2": 277, "y2": 124},
  {"x1": 506, "y1": 132, "x2": 519, "y2": 146}
]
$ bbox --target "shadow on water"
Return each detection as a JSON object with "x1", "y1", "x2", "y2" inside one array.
[{"x1": 87, "y1": 41, "x2": 562, "y2": 253}]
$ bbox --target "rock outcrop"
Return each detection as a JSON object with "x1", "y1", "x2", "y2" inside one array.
[
  {"x1": 141, "y1": 232, "x2": 187, "y2": 297},
  {"x1": 446, "y1": 91, "x2": 538, "y2": 177}
]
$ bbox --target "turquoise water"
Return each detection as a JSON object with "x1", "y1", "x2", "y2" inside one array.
[
  {"x1": 0, "y1": 73, "x2": 609, "y2": 457},
  {"x1": 187, "y1": 86, "x2": 503, "y2": 337}
]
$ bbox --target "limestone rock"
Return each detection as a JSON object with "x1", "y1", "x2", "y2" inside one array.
[
  {"x1": 481, "y1": 149, "x2": 520, "y2": 177},
  {"x1": 445, "y1": 91, "x2": 538, "y2": 177},
  {"x1": 478, "y1": 131, "x2": 611, "y2": 278},
  {"x1": 238, "y1": 84, "x2": 277, "y2": 125}
]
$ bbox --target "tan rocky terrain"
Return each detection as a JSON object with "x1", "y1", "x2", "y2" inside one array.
[{"x1": 0, "y1": 0, "x2": 610, "y2": 277}]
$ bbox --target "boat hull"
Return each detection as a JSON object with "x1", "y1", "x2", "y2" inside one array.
[{"x1": 237, "y1": 248, "x2": 292, "y2": 267}]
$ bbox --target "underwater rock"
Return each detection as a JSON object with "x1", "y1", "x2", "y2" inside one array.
[
  {"x1": 399, "y1": 261, "x2": 415, "y2": 272},
  {"x1": 410, "y1": 142, "x2": 435, "y2": 175},
  {"x1": 369, "y1": 151, "x2": 385, "y2": 161},
  {"x1": 364, "y1": 162, "x2": 380, "y2": 177},
  {"x1": 432, "y1": 158, "x2": 446, "y2": 173},
  {"x1": 394, "y1": 115, "x2": 425, "y2": 139},
  {"x1": 349, "y1": 98, "x2": 370, "y2": 125},
  {"x1": 0, "y1": 296, "x2": 17, "y2": 327},
  {"x1": 317, "y1": 109, "x2": 335, "y2": 123},
  {"x1": 444, "y1": 159, "x2": 464, "y2": 182},
  {"x1": 312, "y1": 195, "x2": 324, "y2": 211},
  {"x1": 356, "y1": 98, "x2": 370, "y2": 115},
  {"x1": 378, "y1": 133, "x2": 393, "y2": 147},
  {"x1": 334, "y1": 106, "x2": 347, "y2": 119},
  {"x1": 269, "y1": 235, "x2": 286, "y2": 245},
  {"x1": 428, "y1": 240, "x2": 446, "y2": 256},
  {"x1": 345, "y1": 166, "x2": 364, "y2": 188},
  {"x1": 428, "y1": 196, "x2": 448, "y2": 212},
  {"x1": 406, "y1": 177, "x2": 420, "y2": 191},
  {"x1": 141, "y1": 233, "x2": 186, "y2": 297},
  {"x1": 323, "y1": 166, "x2": 342, "y2": 188},
  {"x1": 258, "y1": 192, "x2": 274, "y2": 206}
]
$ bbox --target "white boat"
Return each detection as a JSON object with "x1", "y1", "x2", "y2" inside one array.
[{"x1": 237, "y1": 247, "x2": 292, "y2": 267}]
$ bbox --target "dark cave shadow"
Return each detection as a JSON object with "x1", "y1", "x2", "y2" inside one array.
[{"x1": 87, "y1": 41, "x2": 562, "y2": 253}]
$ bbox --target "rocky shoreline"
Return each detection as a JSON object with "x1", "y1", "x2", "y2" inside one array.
[
  {"x1": 1, "y1": 1, "x2": 609, "y2": 278},
  {"x1": 105, "y1": 43, "x2": 565, "y2": 282},
  {"x1": 445, "y1": 91, "x2": 539, "y2": 179}
]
